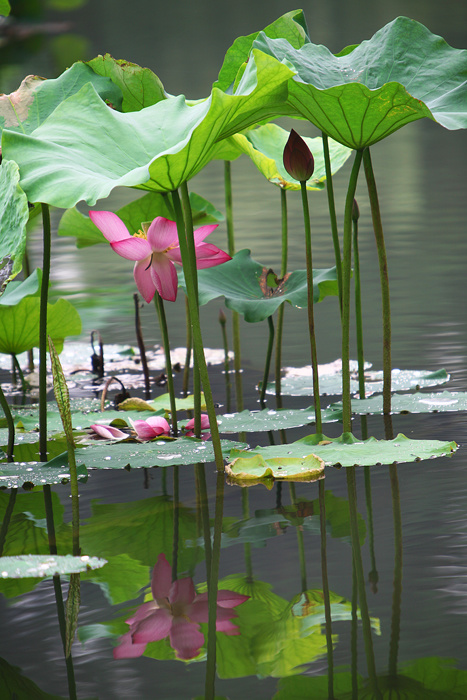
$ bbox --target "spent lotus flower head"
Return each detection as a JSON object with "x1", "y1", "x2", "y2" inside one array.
[
  {"x1": 283, "y1": 129, "x2": 315, "y2": 182},
  {"x1": 89, "y1": 212, "x2": 231, "y2": 303},
  {"x1": 113, "y1": 553, "x2": 249, "y2": 660},
  {"x1": 129, "y1": 415, "x2": 171, "y2": 440}
]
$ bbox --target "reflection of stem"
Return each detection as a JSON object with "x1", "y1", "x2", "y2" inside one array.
[
  {"x1": 300, "y1": 180, "x2": 322, "y2": 434},
  {"x1": 322, "y1": 133, "x2": 342, "y2": 313},
  {"x1": 351, "y1": 559, "x2": 359, "y2": 700},
  {"x1": 172, "y1": 466, "x2": 179, "y2": 583},
  {"x1": 318, "y1": 480, "x2": 335, "y2": 699},
  {"x1": 195, "y1": 464, "x2": 212, "y2": 582},
  {"x1": 154, "y1": 293, "x2": 178, "y2": 437},
  {"x1": 11, "y1": 355, "x2": 28, "y2": 396},
  {"x1": 289, "y1": 483, "x2": 307, "y2": 592},
  {"x1": 0, "y1": 488, "x2": 17, "y2": 555},
  {"x1": 172, "y1": 189, "x2": 224, "y2": 471},
  {"x1": 363, "y1": 148, "x2": 391, "y2": 416},
  {"x1": 219, "y1": 309, "x2": 231, "y2": 413},
  {"x1": 388, "y1": 464, "x2": 402, "y2": 679},
  {"x1": 342, "y1": 152, "x2": 363, "y2": 433},
  {"x1": 242, "y1": 489, "x2": 253, "y2": 582},
  {"x1": 39, "y1": 203, "x2": 51, "y2": 463},
  {"x1": 0, "y1": 384, "x2": 14, "y2": 462},
  {"x1": 205, "y1": 470, "x2": 225, "y2": 699},
  {"x1": 182, "y1": 296, "x2": 192, "y2": 398},
  {"x1": 275, "y1": 188, "x2": 288, "y2": 401},
  {"x1": 260, "y1": 316, "x2": 275, "y2": 408},
  {"x1": 133, "y1": 294, "x2": 151, "y2": 400},
  {"x1": 346, "y1": 468, "x2": 381, "y2": 698},
  {"x1": 364, "y1": 467, "x2": 379, "y2": 593}
]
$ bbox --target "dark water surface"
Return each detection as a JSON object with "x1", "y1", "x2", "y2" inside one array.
[{"x1": 1, "y1": 1, "x2": 467, "y2": 698}]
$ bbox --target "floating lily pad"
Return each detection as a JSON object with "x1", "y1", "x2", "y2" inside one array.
[
  {"x1": 232, "y1": 124, "x2": 351, "y2": 189},
  {"x1": 0, "y1": 554, "x2": 106, "y2": 578},
  {"x1": 267, "y1": 364, "x2": 448, "y2": 397},
  {"x1": 228, "y1": 433, "x2": 457, "y2": 468},
  {"x1": 225, "y1": 453, "x2": 325, "y2": 483},
  {"x1": 0, "y1": 459, "x2": 88, "y2": 489},
  {"x1": 216, "y1": 406, "x2": 341, "y2": 432},
  {"x1": 74, "y1": 437, "x2": 246, "y2": 469},
  {"x1": 180, "y1": 249, "x2": 338, "y2": 323},
  {"x1": 330, "y1": 390, "x2": 467, "y2": 415}
]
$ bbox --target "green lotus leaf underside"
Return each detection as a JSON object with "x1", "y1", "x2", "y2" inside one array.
[
  {"x1": 232, "y1": 124, "x2": 352, "y2": 190},
  {"x1": 0, "y1": 160, "x2": 29, "y2": 284},
  {"x1": 58, "y1": 191, "x2": 224, "y2": 248},
  {"x1": 2, "y1": 51, "x2": 294, "y2": 207},
  {"x1": 251, "y1": 16, "x2": 467, "y2": 148},
  {"x1": 0, "y1": 554, "x2": 106, "y2": 578},
  {"x1": 179, "y1": 249, "x2": 338, "y2": 323},
  {"x1": 228, "y1": 432, "x2": 457, "y2": 468}
]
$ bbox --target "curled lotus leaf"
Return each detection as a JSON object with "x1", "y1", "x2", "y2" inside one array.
[{"x1": 225, "y1": 453, "x2": 325, "y2": 483}]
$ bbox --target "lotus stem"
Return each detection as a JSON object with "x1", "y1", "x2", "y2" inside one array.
[
  {"x1": 195, "y1": 464, "x2": 212, "y2": 582},
  {"x1": 364, "y1": 467, "x2": 379, "y2": 593},
  {"x1": 39, "y1": 203, "x2": 51, "y2": 462},
  {"x1": 318, "y1": 480, "x2": 335, "y2": 698},
  {"x1": 322, "y1": 132, "x2": 343, "y2": 314},
  {"x1": 342, "y1": 151, "x2": 363, "y2": 433},
  {"x1": 300, "y1": 180, "x2": 322, "y2": 434},
  {"x1": 154, "y1": 292, "x2": 178, "y2": 437},
  {"x1": 219, "y1": 308, "x2": 232, "y2": 413},
  {"x1": 388, "y1": 464, "x2": 402, "y2": 679},
  {"x1": 11, "y1": 355, "x2": 27, "y2": 395},
  {"x1": 133, "y1": 294, "x2": 151, "y2": 399},
  {"x1": 182, "y1": 295, "x2": 192, "y2": 397},
  {"x1": 352, "y1": 200, "x2": 366, "y2": 400},
  {"x1": 275, "y1": 188, "x2": 288, "y2": 403},
  {"x1": 172, "y1": 465, "x2": 179, "y2": 582},
  {"x1": 289, "y1": 483, "x2": 307, "y2": 592},
  {"x1": 363, "y1": 147, "x2": 392, "y2": 415},
  {"x1": 0, "y1": 488, "x2": 17, "y2": 555},
  {"x1": 260, "y1": 316, "x2": 275, "y2": 408},
  {"x1": 242, "y1": 489, "x2": 253, "y2": 582},
  {"x1": 0, "y1": 384, "x2": 14, "y2": 462},
  {"x1": 351, "y1": 560, "x2": 359, "y2": 699},
  {"x1": 171, "y1": 188, "x2": 224, "y2": 472}
]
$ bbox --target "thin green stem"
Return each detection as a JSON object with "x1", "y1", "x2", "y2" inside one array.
[
  {"x1": 39, "y1": 203, "x2": 51, "y2": 462},
  {"x1": 300, "y1": 181, "x2": 322, "y2": 434},
  {"x1": 260, "y1": 316, "x2": 275, "y2": 408},
  {"x1": 364, "y1": 467, "x2": 379, "y2": 593},
  {"x1": 171, "y1": 189, "x2": 224, "y2": 471},
  {"x1": 242, "y1": 488, "x2": 253, "y2": 582},
  {"x1": 205, "y1": 470, "x2": 224, "y2": 699},
  {"x1": 0, "y1": 488, "x2": 17, "y2": 555},
  {"x1": 224, "y1": 161, "x2": 235, "y2": 258},
  {"x1": 351, "y1": 559, "x2": 359, "y2": 700},
  {"x1": 172, "y1": 465, "x2": 179, "y2": 582},
  {"x1": 322, "y1": 132, "x2": 342, "y2": 313},
  {"x1": 133, "y1": 293, "x2": 151, "y2": 400},
  {"x1": 352, "y1": 211, "x2": 366, "y2": 400},
  {"x1": 11, "y1": 355, "x2": 28, "y2": 396},
  {"x1": 318, "y1": 480, "x2": 335, "y2": 699},
  {"x1": 0, "y1": 384, "x2": 14, "y2": 462},
  {"x1": 342, "y1": 151, "x2": 363, "y2": 433},
  {"x1": 182, "y1": 295, "x2": 192, "y2": 397},
  {"x1": 275, "y1": 188, "x2": 288, "y2": 402},
  {"x1": 219, "y1": 309, "x2": 232, "y2": 413},
  {"x1": 388, "y1": 464, "x2": 402, "y2": 679},
  {"x1": 195, "y1": 464, "x2": 212, "y2": 583},
  {"x1": 154, "y1": 293, "x2": 178, "y2": 436},
  {"x1": 289, "y1": 483, "x2": 307, "y2": 592},
  {"x1": 363, "y1": 147, "x2": 392, "y2": 415}
]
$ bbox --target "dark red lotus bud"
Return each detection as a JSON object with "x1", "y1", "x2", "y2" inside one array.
[
  {"x1": 283, "y1": 129, "x2": 315, "y2": 182},
  {"x1": 352, "y1": 198, "x2": 360, "y2": 222}
]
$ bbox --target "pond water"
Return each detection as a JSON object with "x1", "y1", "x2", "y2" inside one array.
[{"x1": 1, "y1": 2, "x2": 467, "y2": 699}]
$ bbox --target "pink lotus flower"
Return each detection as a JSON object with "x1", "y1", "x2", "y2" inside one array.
[
  {"x1": 89, "y1": 212, "x2": 231, "y2": 303},
  {"x1": 113, "y1": 553, "x2": 249, "y2": 660},
  {"x1": 90, "y1": 423, "x2": 128, "y2": 440},
  {"x1": 129, "y1": 415, "x2": 171, "y2": 440},
  {"x1": 183, "y1": 413, "x2": 211, "y2": 438}
]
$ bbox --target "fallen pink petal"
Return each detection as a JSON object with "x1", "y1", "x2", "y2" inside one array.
[
  {"x1": 184, "y1": 413, "x2": 211, "y2": 438},
  {"x1": 90, "y1": 423, "x2": 128, "y2": 440},
  {"x1": 129, "y1": 415, "x2": 171, "y2": 440}
]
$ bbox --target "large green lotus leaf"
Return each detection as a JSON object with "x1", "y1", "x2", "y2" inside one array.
[
  {"x1": 331, "y1": 390, "x2": 467, "y2": 415},
  {"x1": 58, "y1": 190, "x2": 224, "y2": 248},
  {"x1": 216, "y1": 405, "x2": 342, "y2": 432},
  {"x1": 0, "y1": 459, "x2": 88, "y2": 489},
  {"x1": 0, "y1": 296, "x2": 82, "y2": 355},
  {"x1": 2, "y1": 51, "x2": 294, "y2": 207},
  {"x1": 214, "y1": 9, "x2": 309, "y2": 91},
  {"x1": 0, "y1": 61, "x2": 122, "y2": 139},
  {"x1": 179, "y1": 249, "x2": 338, "y2": 323},
  {"x1": 225, "y1": 453, "x2": 325, "y2": 483},
  {"x1": 74, "y1": 437, "x2": 246, "y2": 469},
  {"x1": 0, "y1": 657, "x2": 64, "y2": 700},
  {"x1": 0, "y1": 554, "x2": 106, "y2": 578},
  {"x1": 229, "y1": 432, "x2": 457, "y2": 468},
  {"x1": 86, "y1": 54, "x2": 166, "y2": 111},
  {"x1": 232, "y1": 124, "x2": 351, "y2": 190},
  {"x1": 267, "y1": 366, "x2": 449, "y2": 397},
  {"x1": 252, "y1": 17, "x2": 467, "y2": 148},
  {"x1": 0, "y1": 268, "x2": 41, "y2": 305},
  {"x1": 0, "y1": 491, "x2": 67, "y2": 558},
  {"x1": 0, "y1": 160, "x2": 29, "y2": 283}
]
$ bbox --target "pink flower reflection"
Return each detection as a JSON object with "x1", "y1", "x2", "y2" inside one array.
[{"x1": 113, "y1": 553, "x2": 248, "y2": 660}]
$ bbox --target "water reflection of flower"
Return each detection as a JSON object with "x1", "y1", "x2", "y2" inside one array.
[{"x1": 113, "y1": 553, "x2": 249, "y2": 660}]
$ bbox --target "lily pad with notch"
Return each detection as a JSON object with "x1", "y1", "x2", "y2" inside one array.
[{"x1": 330, "y1": 390, "x2": 467, "y2": 415}]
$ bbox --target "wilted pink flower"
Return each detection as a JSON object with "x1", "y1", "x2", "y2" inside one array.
[
  {"x1": 90, "y1": 423, "x2": 127, "y2": 440},
  {"x1": 129, "y1": 416, "x2": 171, "y2": 440},
  {"x1": 113, "y1": 553, "x2": 249, "y2": 660},
  {"x1": 184, "y1": 413, "x2": 211, "y2": 438},
  {"x1": 89, "y1": 212, "x2": 231, "y2": 303},
  {"x1": 283, "y1": 129, "x2": 315, "y2": 182}
]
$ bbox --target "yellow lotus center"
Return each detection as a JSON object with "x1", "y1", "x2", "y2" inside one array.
[{"x1": 133, "y1": 229, "x2": 147, "y2": 239}]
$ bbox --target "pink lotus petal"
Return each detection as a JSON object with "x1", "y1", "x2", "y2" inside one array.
[
  {"x1": 215, "y1": 590, "x2": 250, "y2": 608},
  {"x1": 132, "y1": 607, "x2": 173, "y2": 644},
  {"x1": 193, "y1": 224, "x2": 219, "y2": 243},
  {"x1": 215, "y1": 618, "x2": 240, "y2": 635},
  {"x1": 111, "y1": 237, "x2": 152, "y2": 261},
  {"x1": 145, "y1": 416, "x2": 171, "y2": 434},
  {"x1": 195, "y1": 246, "x2": 232, "y2": 269},
  {"x1": 89, "y1": 211, "x2": 130, "y2": 243},
  {"x1": 90, "y1": 423, "x2": 127, "y2": 440},
  {"x1": 169, "y1": 577, "x2": 196, "y2": 608},
  {"x1": 147, "y1": 217, "x2": 179, "y2": 253},
  {"x1": 185, "y1": 414, "x2": 210, "y2": 432},
  {"x1": 169, "y1": 618, "x2": 205, "y2": 660},
  {"x1": 150, "y1": 254, "x2": 179, "y2": 302},
  {"x1": 130, "y1": 419, "x2": 160, "y2": 440},
  {"x1": 189, "y1": 599, "x2": 209, "y2": 624},
  {"x1": 134, "y1": 260, "x2": 156, "y2": 303},
  {"x1": 113, "y1": 631, "x2": 147, "y2": 659},
  {"x1": 151, "y1": 553, "x2": 172, "y2": 601},
  {"x1": 126, "y1": 601, "x2": 157, "y2": 626}
]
